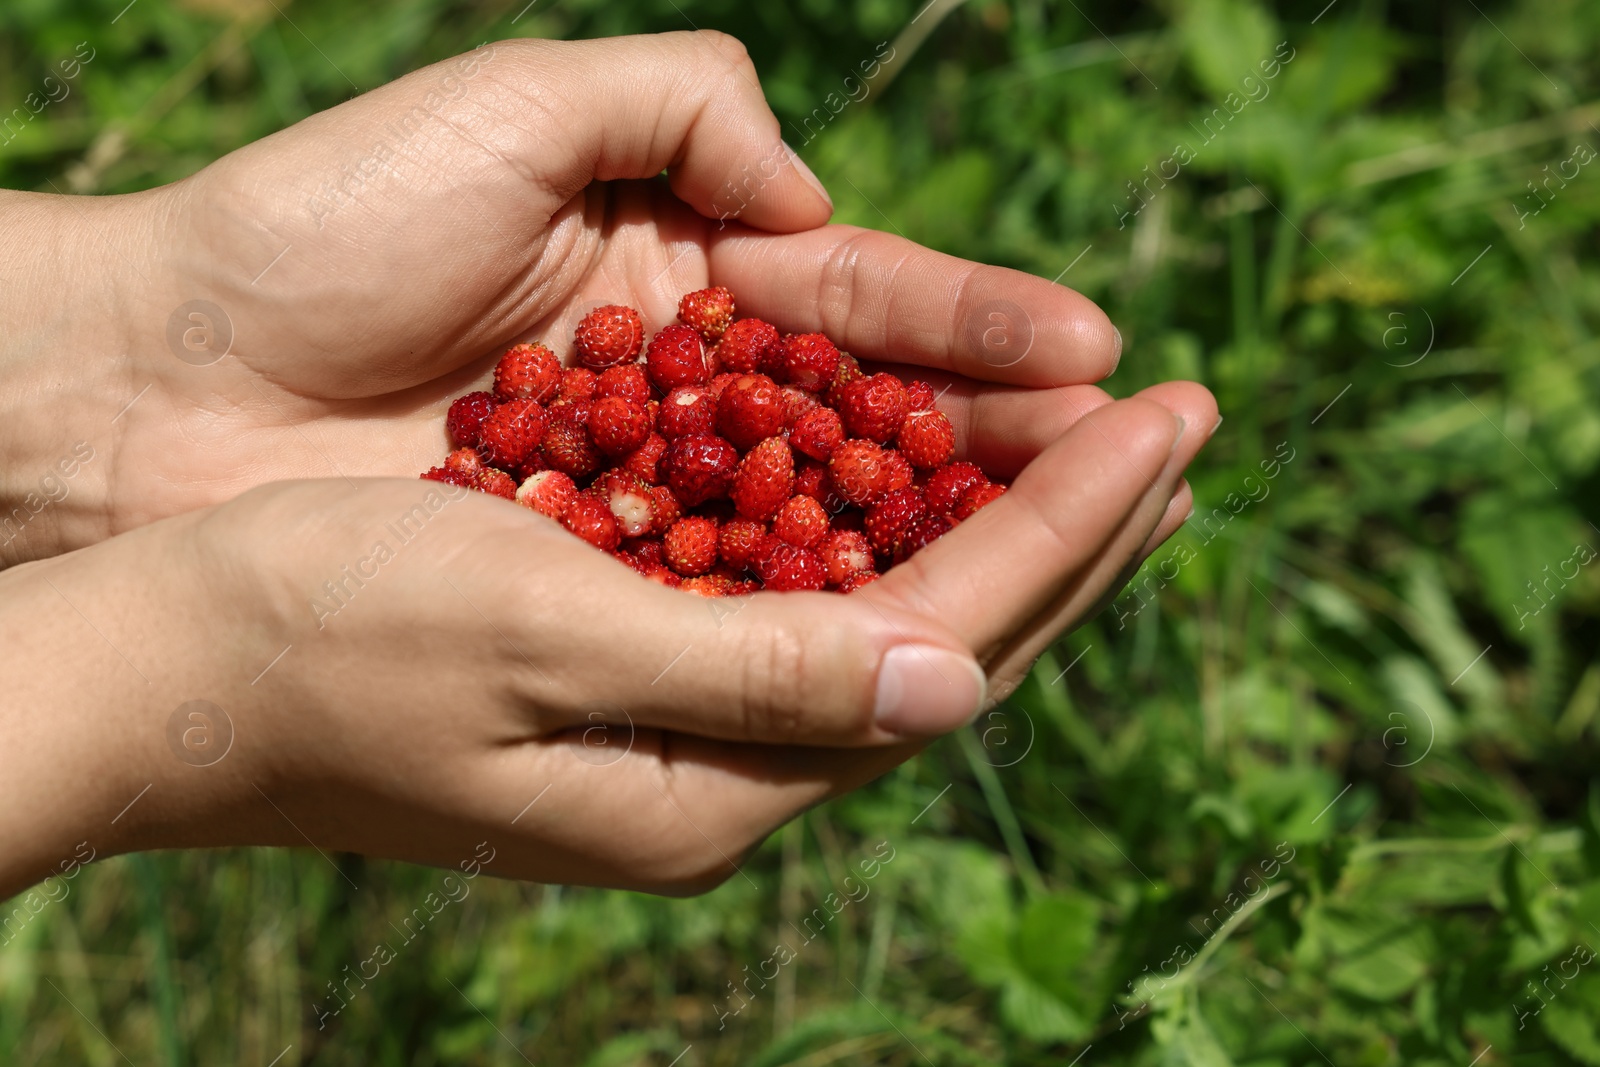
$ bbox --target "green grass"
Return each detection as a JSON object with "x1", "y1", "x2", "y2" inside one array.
[{"x1": 5, "y1": 0, "x2": 1600, "y2": 1063}]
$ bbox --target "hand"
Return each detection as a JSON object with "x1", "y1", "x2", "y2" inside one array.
[{"x1": 0, "y1": 31, "x2": 1207, "y2": 568}]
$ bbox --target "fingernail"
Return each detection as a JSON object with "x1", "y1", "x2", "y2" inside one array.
[
  {"x1": 1170, "y1": 413, "x2": 1187, "y2": 454},
  {"x1": 874, "y1": 645, "x2": 987, "y2": 737},
  {"x1": 783, "y1": 141, "x2": 832, "y2": 211},
  {"x1": 1111, "y1": 327, "x2": 1123, "y2": 373},
  {"x1": 1210, "y1": 414, "x2": 1223, "y2": 439}
]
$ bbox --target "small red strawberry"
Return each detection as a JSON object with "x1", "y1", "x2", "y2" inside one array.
[
  {"x1": 618, "y1": 537, "x2": 666, "y2": 573},
  {"x1": 542, "y1": 407, "x2": 602, "y2": 479},
  {"x1": 924, "y1": 462, "x2": 989, "y2": 515},
  {"x1": 705, "y1": 372, "x2": 739, "y2": 402},
  {"x1": 773, "y1": 495, "x2": 829, "y2": 548},
  {"x1": 447, "y1": 391, "x2": 498, "y2": 449},
  {"x1": 818, "y1": 530, "x2": 874, "y2": 586},
  {"x1": 662, "y1": 434, "x2": 740, "y2": 506},
  {"x1": 665, "y1": 516, "x2": 719, "y2": 576},
  {"x1": 864, "y1": 488, "x2": 928, "y2": 558},
  {"x1": 646, "y1": 324, "x2": 712, "y2": 391},
  {"x1": 731, "y1": 437, "x2": 795, "y2": 521},
  {"x1": 559, "y1": 367, "x2": 599, "y2": 402},
  {"x1": 718, "y1": 518, "x2": 769, "y2": 571},
  {"x1": 678, "y1": 286, "x2": 735, "y2": 341},
  {"x1": 648, "y1": 484, "x2": 682, "y2": 535},
  {"x1": 904, "y1": 380, "x2": 937, "y2": 411},
  {"x1": 881, "y1": 450, "x2": 915, "y2": 494},
  {"x1": 445, "y1": 447, "x2": 484, "y2": 475},
  {"x1": 713, "y1": 318, "x2": 780, "y2": 374},
  {"x1": 780, "y1": 333, "x2": 842, "y2": 391},
  {"x1": 588, "y1": 396, "x2": 651, "y2": 455},
  {"x1": 828, "y1": 440, "x2": 892, "y2": 507},
  {"x1": 658, "y1": 386, "x2": 716, "y2": 439},
  {"x1": 562, "y1": 493, "x2": 620, "y2": 550},
  {"x1": 824, "y1": 351, "x2": 864, "y2": 407},
  {"x1": 757, "y1": 542, "x2": 827, "y2": 591},
  {"x1": 716, "y1": 374, "x2": 785, "y2": 450},
  {"x1": 793, "y1": 459, "x2": 851, "y2": 515},
  {"x1": 575, "y1": 305, "x2": 644, "y2": 368},
  {"x1": 680, "y1": 574, "x2": 736, "y2": 597},
  {"x1": 477, "y1": 398, "x2": 549, "y2": 470},
  {"x1": 476, "y1": 468, "x2": 518, "y2": 499},
  {"x1": 897, "y1": 410, "x2": 956, "y2": 468},
  {"x1": 837, "y1": 570, "x2": 879, "y2": 593},
  {"x1": 642, "y1": 564, "x2": 683, "y2": 588},
  {"x1": 421, "y1": 466, "x2": 475, "y2": 489},
  {"x1": 838, "y1": 373, "x2": 910, "y2": 443},
  {"x1": 515, "y1": 469, "x2": 577, "y2": 520},
  {"x1": 955, "y1": 481, "x2": 1006, "y2": 519},
  {"x1": 900, "y1": 513, "x2": 955, "y2": 559},
  {"x1": 622, "y1": 433, "x2": 667, "y2": 484},
  {"x1": 493, "y1": 343, "x2": 561, "y2": 402},
  {"x1": 595, "y1": 364, "x2": 652, "y2": 406},
  {"x1": 781, "y1": 386, "x2": 823, "y2": 428},
  {"x1": 790, "y1": 406, "x2": 845, "y2": 460}
]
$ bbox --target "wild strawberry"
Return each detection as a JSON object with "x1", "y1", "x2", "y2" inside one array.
[
  {"x1": 900, "y1": 513, "x2": 955, "y2": 559},
  {"x1": 881, "y1": 450, "x2": 915, "y2": 494},
  {"x1": 716, "y1": 374, "x2": 785, "y2": 450},
  {"x1": 819, "y1": 530, "x2": 874, "y2": 586},
  {"x1": 837, "y1": 570, "x2": 879, "y2": 593},
  {"x1": 714, "y1": 318, "x2": 779, "y2": 374},
  {"x1": 897, "y1": 410, "x2": 956, "y2": 468},
  {"x1": 773, "y1": 495, "x2": 829, "y2": 548},
  {"x1": 678, "y1": 286, "x2": 735, "y2": 341},
  {"x1": 445, "y1": 447, "x2": 484, "y2": 475},
  {"x1": 731, "y1": 437, "x2": 795, "y2": 521},
  {"x1": 865, "y1": 488, "x2": 928, "y2": 558},
  {"x1": 447, "y1": 391, "x2": 498, "y2": 448},
  {"x1": 493, "y1": 343, "x2": 561, "y2": 402},
  {"x1": 828, "y1": 440, "x2": 892, "y2": 507},
  {"x1": 588, "y1": 396, "x2": 651, "y2": 455},
  {"x1": 705, "y1": 372, "x2": 740, "y2": 402},
  {"x1": 562, "y1": 494, "x2": 620, "y2": 550},
  {"x1": 622, "y1": 433, "x2": 667, "y2": 484},
  {"x1": 559, "y1": 366, "x2": 599, "y2": 402},
  {"x1": 781, "y1": 386, "x2": 823, "y2": 428},
  {"x1": 476, "y1": 468, "x2": 518, "y2": 499},
  {"x1": 574, "y1": 304, "x2": 644, "y2": 368},
  {"x1": 515, "y1": 469, "x2": 577, "y2": 520},
  {"x1": 592, "y1": 470, "x2": 655, "y2": 537},
  {"x1": 794, "y1": 460, "x2": 850, "y2": 515},
  {"x1": 665, "y1": 516, "x2": 719, "y2": 576},
  {"x1": 477, "y1": 398, "x2": 549, "y2": 470},
  {"x1": 618, "y1": 538, "x2": 665, "y2": 573},
  {"x1": 718, "y1": 519, "x2": 768, "y2": 571},
  {"x1": 955, "y1": 481, "x2": 1006, "y2": 519},
  {"x1": 515, "y1": 451, "x2": 550, "y2": 481},
  {"x1": 904, "y1": 380, "x2": 938, "y2": 411},
  {"x1": 641, "y1": 564, "x2": 682, "y2": 588},
  {"x1": 421, "y1": 466, "x2": 474, "y2": 489},
  {"x1": 596, "y1": 364, "x2": 652, "y2": 406},
  {"x1": 680, "y1": 574, "x2": 736, "y2": 597},
  {"x1": 662, "y1": 434, "x2": 739, "y2": 506},
  {"x1": 790, "y1": 407, "x2": 845, "y2": 460},
  {"x1": 838, "y1": 373, "x2": 910, "y2": 443},
  {"x1": 645, "y1": 324, "x2": 711, "y2": 391},
  {"x1": 658, "y1": 386, "x2": 716, "y2": 439},
  {"x1": 648, "y1": 484, "x2": 682, "y2": 535},
  {"x1": 542, "y1": 409, "x2": 602, "y2": 479},
  {"x1": 924, "y1": 461, "x2": 989, "y2": 515},
  {"x1": 757, "y1": 542, "x2": 827, "y2": 591},
  {"x1": 780, "y1": 333, "x2": 841, "y2": 391},
  {"x1": 825, "y1": 351, "x2": 864, "y2": 407}
]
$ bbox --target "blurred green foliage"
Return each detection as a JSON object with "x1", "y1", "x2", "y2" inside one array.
[{"x1": 5, "y1": 0, "x2": 1600, "y2": 1063}]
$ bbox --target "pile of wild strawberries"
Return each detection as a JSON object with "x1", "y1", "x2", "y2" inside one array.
[{"x1": 421, "y1": 287, "x2": 1005, "y2": 595}]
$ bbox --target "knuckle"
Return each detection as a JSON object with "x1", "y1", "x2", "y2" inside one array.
[
  {"x1": 737, "y1": 623, "x2": 812, "y2": 742},
  {"x1": 693, "y1": 29, "x2": 755, "y2": 75},
  {"x1": 816, "y1": 231, "x2": 875, "y2": 344}
]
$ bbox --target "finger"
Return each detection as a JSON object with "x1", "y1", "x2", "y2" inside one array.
[
  {"x1": 1141, "y1": 480, "x2": 1194, "y2": 557},
  {"x1": 868, "y1": 397, "x2": 1185, "y2": 659},
  {"x1": 709, "y1": 224, "x2": 1119, "y2": 386}
]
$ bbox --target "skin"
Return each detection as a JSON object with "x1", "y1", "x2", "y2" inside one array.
[{"x1": 0, "y1": 32, "x2": 1217, "y2": 900}]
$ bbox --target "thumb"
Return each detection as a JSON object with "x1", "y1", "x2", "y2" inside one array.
[{"x1": 596, "y1": 581, "x2": 988, "y2": 747}]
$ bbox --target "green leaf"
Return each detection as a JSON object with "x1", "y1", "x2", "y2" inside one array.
[
  {"x1": 1000, "y1": 976, "x2": 1090, "y2": 1044},
  {"x1": 1175, "y1": 0, "x2": 1278, "y2": 102}
]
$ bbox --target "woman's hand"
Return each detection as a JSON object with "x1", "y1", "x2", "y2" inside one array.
[{"x1": 0, "y1": 31, "x2": 1203, "y2": 566}]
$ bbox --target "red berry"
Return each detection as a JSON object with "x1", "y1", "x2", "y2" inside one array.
[
  {"x1": 642, "y1": 564, "x2": 682, "y2": 588},
  {"x1": 793, "y1": 460, "x2": 850, "y2": 516},
  {"x1": 705, "y1": 372, "x2": 739, "y2": 402},
  {"x1": 758, "y1": 542, "x2": 827, "y2": 591},
  {"x1": 900, "y1": 513, "x2": 955, "y2": 559},
  {"x1": 559, "y1": 367, "x2": 598, "y2": 402},
  {"x1": 864, "y1": 488, "x2": 928, "y2": 558},
  {"x1": 825, "y1": 351, "x2": 864, "y2": 407},
  {"x1": 790, "y1": 406, "x2": 845, "y2": 460},
  {"x1": 588, "y1": 396, "x2": 651, "y2": 455},
  {"x1": 476, "y1": 468, "x2": 517, "y2": 500},
  {"x1": 779, "y1": 333, "x2": 841, "y2": 391},
  {"x1": 422, "y1": 465, "x2": 475, "y2": 489},
  {"x1": 658, "y1": 386, "x2": 716, "y2": 439},
  {"x1": 925, "y1": 462, "x2": 989, "y2": 515},
  {"x1": 716, "y1": 374, "x2": 786, "y2": 450},
  {"x1": 905, "y1": 380, "x2": 938, "y2": 411},
  {"x1": 592, "y1": 470, "x2": 656, "y2": 538},
  {"x1": 837, "y1": 570, "x2": 880, "y2": 594},
  {"x1": 781, "y1": 386, "x2": 823, "y2": 428},
  {"x1": 542, "y1": 408, "x2": 602, "y2": 479},
  {"x1": 819, "y1": 530, "x2": 874, "y2": 586},
  {"x1": 622, "y1": 433, "x2": 667, "y2": 484},
  {"x1": 595, "y1": 364, "x2": 652, "y2": 406},
  {"x1": 773, "y1": 496, "x2": 829, "y2": 548},
  {"x1": 562, "y1": 494, "x2": 619, "y2": 550},
  {"x1": 445, "y1": 447, "x2": 484, "y2": 474},
  {"x1": 714, "y1": 318, "x2": 780, "y2": 374},
  {"x1": 680, "y1": 574, "x2": 736, "y2": 597},
  {"x1": 662, "y1": 434, "x2": 740, "y2": 506},
  {"x1": 731, "y1": 437, "x2": 796, "y2": 521},
  {"x1": 718, "y1": 519, "x2": 768, "y2": 572},
  {"x1": 665, "y1": 516, "x2": 719, "y2": 576},
  {"x1": 515, "y1": 469, "x2": 577, "y2": 520},
  {"x1": 574, "y1": 305, "x2": 644, "y2": 368},
  {"x1": 493, "y1": 343, "x2": 561, "y2": 403},
  {"x1": 838, "y1": 373, "x2": 910, "y2": 443},
  {"x1": 678, "y1": 286, "x2": 735, "y2": 341},
  {"x1": 477, "y1": 398, "x2": 549, "y2": 470},
  {"x1": 645, "y1": 324, "x2": 712, "y2": 392},
  {"x1": 881, "y1": 450, "x2": 915, "y2": 494},
  {"x1": 955, "y1": 481, "x2": 1006, "y2": 519},
  {"x1": 828, "y1": 440, "x2": 892, "y2": 507},
  {"x1": 618, "y1": 538, "x2": 665, "y2": 573},
  {"x1": 446, "y1": 391, "x2": 497, "y2": 448},
  {"x1": 897, "y1": 410, "x2": 956, "y2": 468},
  {"x1": 648, "y1": 484, "x2": 682, "y2": 535}
]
